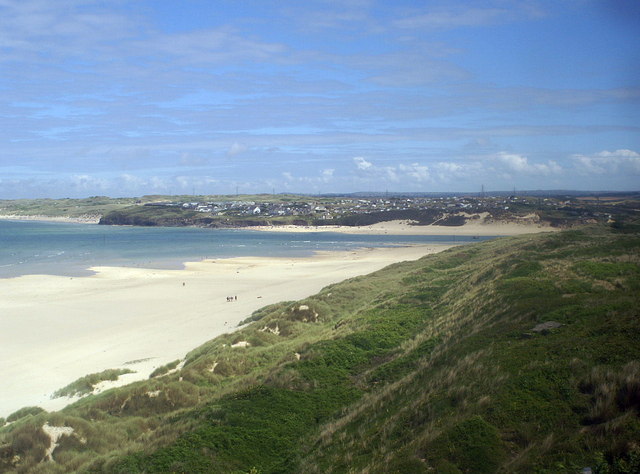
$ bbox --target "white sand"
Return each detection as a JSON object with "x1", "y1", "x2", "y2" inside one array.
[
  {"x1": 42, "y1": 423, "x2": 76, "y2": 462},
  {"x1": 0, "y1": 244, "x2": 453, "y2": 418},
  {"x1": 252, "y1": 216, "x2": 560, "y2": 236},
  {"x1": 0, "y1": 213, "x2": 559, "y2": 233}
]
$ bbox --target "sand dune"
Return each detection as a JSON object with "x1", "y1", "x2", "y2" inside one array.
[
  {"x1": 252, "y1": 217, "x2": 559, "y2": 236},
  {"x1": 0, "y1": 244, "x2": 453, "y2": 417}
]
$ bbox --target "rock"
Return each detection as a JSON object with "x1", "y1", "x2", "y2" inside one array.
[
  {"x1": 231, "y1": 341, "x2": 250, "y2": 348},
  {"x1": 531, "y1": 321, "x2": 563, "y2": 333}
]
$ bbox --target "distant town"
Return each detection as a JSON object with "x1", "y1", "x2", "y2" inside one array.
[
  {"x1": 140, "y1": 194, "x2": 619, "y2": 226},
  {"x1": 1, "y1": 192, "x2": 638, "y2": 229}
]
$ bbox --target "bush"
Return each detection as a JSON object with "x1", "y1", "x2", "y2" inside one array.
[
  {"x1": 6, "y1": 406, "x2": 45, "y2": 423},
  {"x1": 425, "y1": 416, "x2": 506, "y2": 473},
  {"x1": 7, "y1": 421, "x2": 50, "y2": 469},
  {"x1": 574, "y1": 261, "x2": 640, "y2": 280},
  {"x1": 53, "y1": 369, "x2": 135, "y2": 397},
  {"x1": 150, "y1": 360, "x2": 181, "y2": 378}
]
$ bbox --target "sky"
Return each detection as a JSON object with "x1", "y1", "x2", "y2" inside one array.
[{"x1": 0, "y1": 0, "x2": 639, "y2": 198}]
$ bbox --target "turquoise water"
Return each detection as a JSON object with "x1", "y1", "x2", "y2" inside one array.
[{"x1": 0, "y1": 220, "x2": 496, "y2": 278}]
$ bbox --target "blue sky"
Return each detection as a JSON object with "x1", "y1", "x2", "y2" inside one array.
[{"x1": 0, "y1": 0, "x2": 638, "y2": 198}]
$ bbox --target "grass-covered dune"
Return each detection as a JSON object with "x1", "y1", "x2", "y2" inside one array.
[{"x1": 1, "y1": 225, "x2": 639, "y2": 473}]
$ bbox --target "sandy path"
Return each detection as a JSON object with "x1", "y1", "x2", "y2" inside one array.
[{"x1": 0, "y1": 244, "x2": 452, "y2": 417}]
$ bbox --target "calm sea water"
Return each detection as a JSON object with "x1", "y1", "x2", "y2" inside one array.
[{"x1": 0, "y1": 220, "x2": 496, "y2": 278}]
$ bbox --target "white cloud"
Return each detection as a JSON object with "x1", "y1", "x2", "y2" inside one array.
[
  {"x1": 120, "y1": 173, "x2": 144, "y2": 185},
  {"x1": 571, "y1": 149, "x2": 640, "y2": 175},
  {"x1": 495, "y1": 152, "x2": 563, "y2": 176},
  {"x1": 353, "y1": 157, "x2": 398, "y2": 181},
  {"x1": 432, "y1": 161, "x2": 477, "y2": 182},
  {"x1": 434, "y1": 162, "x2": 464, "y2": 175},
  {"x1": 392, "y1": 3, "x2": 545, "y2": 30},
  {"x1": 398, "y1": 163, "x2": 430, "y2": 181},
  {"x1": 227, "y1": 142, "x2": 248, "y2": 157},
  {"x1": 145, "y1": 28, "x2": 287, "y2": 66},
  {"x1": 149, "y1": 176, "x2": 169, "y2": 190},
  {"x1": 353, "y1": 156, "x2": 373, "y2": 170},
  {"x1": 179, "y1": 153, "x2": 208, "y2": 166},
  {"x1": 278, "y1": 168, "x2": 338, "y2": 192},
  {"x1": 321, "y1": 168, "x2": 335, "y2": 182},
  {"x1": 393, "y1": 8, "x2": 508, "y2": 29},
  {"x1": 70, "y1": 174, "x2": 107, "y2": 191}
]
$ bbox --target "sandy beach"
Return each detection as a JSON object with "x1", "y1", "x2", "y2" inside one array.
[
  {"x1": 0, "y1": 243, "x2": 453, "y2": 418},
  {"x1": 252, "y1": 217, "x2": 560, "y2": 236},
  {"x1": 0, "y1": 213, "x2": 560, "y2": 235}
]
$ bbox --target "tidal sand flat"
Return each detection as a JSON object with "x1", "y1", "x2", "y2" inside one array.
[
  {"x1": 0, "y1": 244, "x2": 453, "y2": 417},
  {"x1": 253, "y1": 215, "x2": 559, "y2": 236}
]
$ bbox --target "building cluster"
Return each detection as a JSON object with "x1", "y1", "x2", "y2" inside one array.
[{"x1": 144, "y1": 195, "x2": 573, "y2": 220}]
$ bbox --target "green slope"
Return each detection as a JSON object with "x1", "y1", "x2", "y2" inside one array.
[{"x1": 1, "y1": 226, "x2": 639, "y2": 473}]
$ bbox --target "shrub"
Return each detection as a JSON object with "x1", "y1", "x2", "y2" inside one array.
[
  {"x1": 6, "y1": 406, "x2": 45, "y2": 423},
  {"x1": 150, "y1": 360, "x2": 181, "y2": 378},
  {"x1": 579, "y1": 361, "x2": 640, "y2": 425},
  {"x1": 239, "y1": 301, "x2": 293, "y2": 326},
  {"x1": 425, "y1": 416, "x2": 506, "y2": 473},
  {"x1": 53, "y1": 369, "x2": 135, "y2": 397},
  {"x1": 574, "y1": 261, "x2": 640, "y2": 280},
  {"x1": 7, "y1": 421, "x2": 50, "y2": 468}
]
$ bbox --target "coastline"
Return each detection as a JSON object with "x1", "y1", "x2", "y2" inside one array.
[
  {"x1": 251, "y1": 218, "x2": 561, "y2": 236},
  {"x1": 0, "y1": 214, "x2": 561, "y2": 235},
  {"x1": 0, "y1": 243, "x2": 454, "y2": 418},
  {"x1": 0, "y1": 214, "x2": 100, "y2": 224}
]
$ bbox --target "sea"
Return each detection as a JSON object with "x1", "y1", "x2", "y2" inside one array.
[{"x1": 0, "y1": 219, "x2": 496, "y2": 279}]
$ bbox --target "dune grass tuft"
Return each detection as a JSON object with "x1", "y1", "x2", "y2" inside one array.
[{"x1": 52, "y1": 369, "x2": 135, "y2": 398}]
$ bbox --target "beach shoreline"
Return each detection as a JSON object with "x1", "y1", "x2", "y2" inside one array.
[
  {"x1": 0, "y1": 243, "x2": 455, "y2": 418},
  {"x1": 0, "y1": 214, "x2": 560, "y2": 235},
  {"x1": 251, "y1": 218, "x2": 560, "y2": 236},
  {"x1": 0, "y1": 217, "x2": 559, "y2": 417},
  {"x1": 0, "y1": 214, "x2": 101, "y2": 224}
]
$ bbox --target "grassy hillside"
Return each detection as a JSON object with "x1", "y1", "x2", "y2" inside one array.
[
  {"x1": 0, "y1": 194, "x2": 327, "y2": 221},
  {"x1": 0, "y1": 197, "x2": 136, "y2": 219},
  {"x1": 1, "y1": 226, "x2": 639, "y2": 473}
]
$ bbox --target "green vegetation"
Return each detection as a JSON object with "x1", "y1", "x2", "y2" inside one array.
[
  {"x1": 149, "y1": 360, "x2": 181, "y2": 379},
  {"x1": 0, "y1": 196, "x2": 136, "y2": 219},
  {"x1": 1, "y1": 225, "x2": 639, "y2": 473},
  {"x1": 0, "y1": 194, "x2": 310, "y2": 221},
  {"x1": 52, "y1": 369, "x2": 135, "y2": 398},
  {"x1": 6, "y1": 407, "x2": 45, "y2": 424},
  {"x1": 3, "y1": 192, "x2": 640, "y2": 231}
]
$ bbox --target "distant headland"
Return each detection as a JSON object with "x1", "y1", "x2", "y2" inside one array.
[{"x1": 2, "y1": 191, "x2": 639, "y2": 233}]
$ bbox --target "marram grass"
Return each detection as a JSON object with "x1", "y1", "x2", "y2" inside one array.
[{"x1": 1, "y1": 225, "x2": 639, "y2": 473}]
